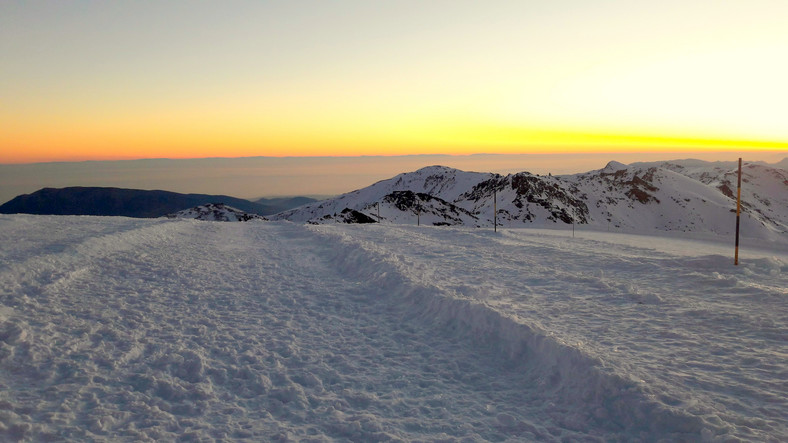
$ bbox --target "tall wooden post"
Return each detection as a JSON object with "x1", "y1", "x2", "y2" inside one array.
[
  {"x1": 493, "y1": 188, "x2": 497, "y2": 232},
  {"x1": 734, "y1": 158, "x2": 742, "y2": 265},
  {"x1": 417, "y1": 203, "x2": 420, "y2": 226}
]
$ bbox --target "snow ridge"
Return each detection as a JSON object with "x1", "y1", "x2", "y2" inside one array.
[{"x1": 304, "y1": 224, "x2": 715, "y2": 440}]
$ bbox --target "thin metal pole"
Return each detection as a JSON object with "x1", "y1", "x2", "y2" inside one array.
[
  {"x1": 572, "y1": 208, "x2": 577, "y2": 238},
  {"x1": 493, "y1": 188, "x2": 497, "y2": 232},
  {"x1": 735, "y1": 158, "x2": 742, "y2": 265}
]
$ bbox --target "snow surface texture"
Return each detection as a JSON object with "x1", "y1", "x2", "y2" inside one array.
[
  {"x1": 272, "y1": 160, "x2": 788, "y2": 248},
  {"x1": 1, "y1": 215, "x2": 786, "y2": 441},
  {"x1": 165, "y1": 203, "x2": 266, "y2": 222}
]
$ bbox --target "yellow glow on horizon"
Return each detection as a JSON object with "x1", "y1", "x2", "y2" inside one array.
[{"x1": 3, "y1": 112, "x2": 785, "y2": 164}]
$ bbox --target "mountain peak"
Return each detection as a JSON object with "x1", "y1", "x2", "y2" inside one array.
[
  {"x1": 603, "y1": 161, "x2": 628, "y2": 172},
  {"x1": 412, "y1": 165, "x2": 460, "y2": 174}
]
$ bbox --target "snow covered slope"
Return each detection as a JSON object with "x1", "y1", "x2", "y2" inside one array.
[
  {"x1": 631, "y1": 159, "x2": 788, "y2": 234},
  {"x1": 274, "y1": 166, "x2": 494, "y2": 226},
  {"x1": 273, "y1": 161, "x2": 788, "y2": 245},
  {"x1": 165, "y1": 203, "x2": 266, "y2": 221},
  {"x1": 0, "y1": 215, "x2": 785, "y2": 441}
]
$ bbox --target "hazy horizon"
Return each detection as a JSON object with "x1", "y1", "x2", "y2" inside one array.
[{"x1": 1, "y1": 152, "x2": 785, "y2": 205}]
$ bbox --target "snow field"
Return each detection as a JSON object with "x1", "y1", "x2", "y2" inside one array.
[
  {"x1": 0, "y1": 215, "x2": 786, "y2": 441},
  {"x1": 0, "y1": 216, "x2": 603, "y2": 441},
  {"x1": 315, "y1": 223, "x2": 787, "y2": 441}
]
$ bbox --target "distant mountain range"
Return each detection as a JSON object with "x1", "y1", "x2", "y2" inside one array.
[
  {"x1": 253, "y1": 196, "x2": 318, "y2": 213},
  {"x1": 3, "y1": 160, "x2": 786, "y2": 243},
  {"x1": 0, "y1": 187, "x2": 316, "y2": 218},
  {"x1": 271, "y1": 159, "x2": 788, "y2": 243}
]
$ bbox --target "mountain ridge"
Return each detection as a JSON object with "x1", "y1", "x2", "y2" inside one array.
[
  {"x1": 272, "y1": 160, "x2": 788, "y2": 244},
  {"x1": 0, "y1": 187, "x2": 271, "y2": 218}
]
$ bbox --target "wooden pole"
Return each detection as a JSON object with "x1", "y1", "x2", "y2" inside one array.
[
  {"x1": 734, "y1": 158, "x2": 742, "y2": 265},
  {"x1": 493, "y1": 188, "x2": 497, "y2": 232}
]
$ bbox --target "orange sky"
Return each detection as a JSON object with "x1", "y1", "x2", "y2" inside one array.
[{"x1": 2, "y1": 1, "x2": 787, "y2": 164}]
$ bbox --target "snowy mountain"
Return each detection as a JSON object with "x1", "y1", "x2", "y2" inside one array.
[
  {"x1": 273, "y1": 160, "x2": 788, "y2": 244},
  {"x1": 274, "y1": 166, "x2": 495, "y2": 226},
  {"x1": 630, "y1": 159, "x2": 788, "y2": 232},
  {"x1": 165, "y1": 203, "x2": 266, "y2": 221}
]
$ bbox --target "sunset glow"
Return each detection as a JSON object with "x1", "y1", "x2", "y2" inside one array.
[{"x1": 2, "y1": 1, "x2": 787, "y2": 164}]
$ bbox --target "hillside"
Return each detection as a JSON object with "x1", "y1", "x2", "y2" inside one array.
[
  {"x1": 0, "y1": 187, "x2": 271, "y2": 218},
  {"x1": 272, "y1": 160, "x2": 788, "y2": 244}
]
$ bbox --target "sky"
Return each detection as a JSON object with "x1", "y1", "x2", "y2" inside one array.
[{"x1": 2, "y1": 0, "x2": 788, "y2": 165}]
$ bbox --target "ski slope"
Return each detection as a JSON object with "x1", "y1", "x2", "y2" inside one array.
[{"x1": 0, "y1": 215, "x2": 786, "y2": 441}]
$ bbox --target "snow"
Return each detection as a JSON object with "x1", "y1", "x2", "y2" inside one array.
[{"x1": 1, "y1": 214, "x2": 786, "y2": 441}]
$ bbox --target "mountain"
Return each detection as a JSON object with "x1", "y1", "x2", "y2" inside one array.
[
  {"x1": 627, "y1": 159, "x2": 788, "y2": 231},
  {"x1": 165, "y1": 203, "x2": 266, "y2": 221},
  {"x1": 272, "y1": 161, "x2": 788, "y2": 243},
  {"x1": 0, "y1": 187, "x2": 270, "y2": 218},
  {"x1": 273, "y1": 166, "x2": 496, "y2": 226},
  {"x1": 253, "y1": 196, "x2": 318, "y2": 214}
]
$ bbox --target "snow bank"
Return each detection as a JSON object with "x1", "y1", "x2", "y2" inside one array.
[{"x1": 305, "y1": 225, "x2": 719, "y2": 440}]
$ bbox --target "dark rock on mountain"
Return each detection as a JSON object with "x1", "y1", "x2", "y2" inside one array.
[
  {"x1": 508, "y1": 173, "x2": 588, "y2": 224},
  {"x1": 598, "y1": 167, "x2": 660, "y2": 204},
  {"x1": 311, "y1": 208, "x2": 377, "y2": 224},
  {"x1": 383, "y1": 190, "x2": 477, "y2": 225},
  {"x1": 338, "y1": 208, "x2": 378, "y2": 224}
]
